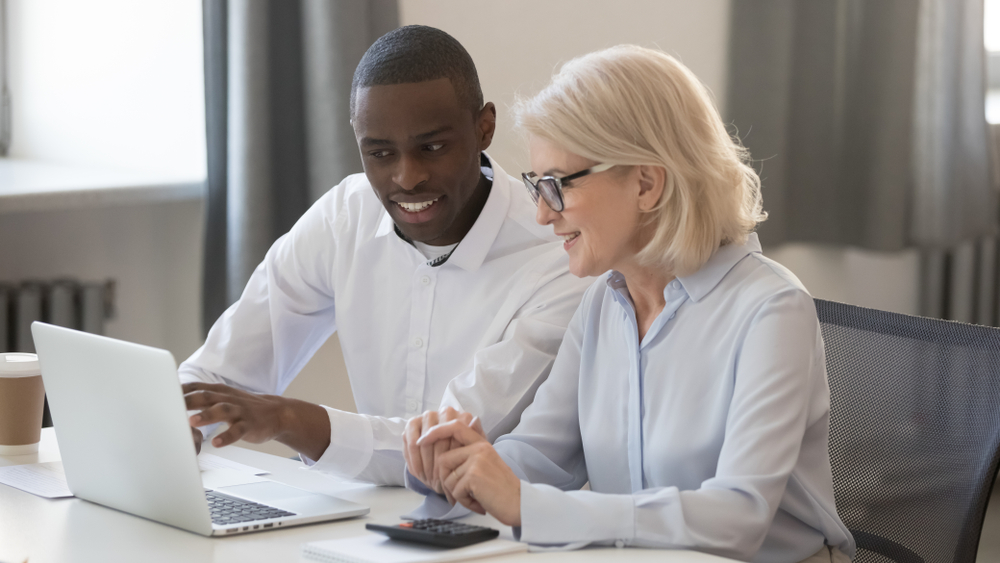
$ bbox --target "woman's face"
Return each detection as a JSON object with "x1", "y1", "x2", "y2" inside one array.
[{"x1": 529, "y1": 136, "x2": 655, "y2": 278}]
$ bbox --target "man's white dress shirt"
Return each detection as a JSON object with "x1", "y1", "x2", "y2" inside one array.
[
  {"x1": 410, "y1": 234, "x2": 855, "y2": 562},
  {"x1": 179, "y1": 155, "x2": 592, "y2": 485}
]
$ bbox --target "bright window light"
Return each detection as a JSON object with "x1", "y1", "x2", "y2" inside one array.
[
  {"x1": 988, "y1": 0, "x2": 1000, "y2": 52},
  {"x1": 987, "y1": 0, "x2": 1000, "y2": 123}
]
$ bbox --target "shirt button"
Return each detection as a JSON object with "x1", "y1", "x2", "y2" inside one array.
[
  {"x1": 421, "y1": 276, "x2": 431, "y2": 285},
  {"x1": 407, "y1": 399, "x2": 418, "y2": 412},
  {"x1": 615, "y1": 540, "x2": 625, "y2": 549},
  {"x1": 670, "y1": 280, "x2": 680, "y2": 290},
  {"x1": 413, "y1": 337, "x2": 423, "y2": 348}
]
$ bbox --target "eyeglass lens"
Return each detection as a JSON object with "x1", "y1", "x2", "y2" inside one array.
[
  {"x1": 522, "y1": 175, "x2": 564, "y2": 212},
  {"x1": 538, "y1": 179, "x2": 563, "y2": 211}
]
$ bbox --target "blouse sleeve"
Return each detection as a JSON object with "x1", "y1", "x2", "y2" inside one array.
[{"x1": 491, "y1": 284, "x2": 591, "y2": 490}]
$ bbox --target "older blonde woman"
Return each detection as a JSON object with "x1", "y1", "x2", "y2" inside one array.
[{"x1": 403, "y1": 45, "x2": 855, "y2": 563}]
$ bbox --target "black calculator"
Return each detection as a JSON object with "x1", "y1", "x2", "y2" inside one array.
[{"x1": 365, "y1": 518, "x2": 500, "y2": 548}]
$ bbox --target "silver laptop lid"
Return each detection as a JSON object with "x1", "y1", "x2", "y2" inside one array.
[{"x1": 31, "y1": 322, "x2": 213, "y2": 535}]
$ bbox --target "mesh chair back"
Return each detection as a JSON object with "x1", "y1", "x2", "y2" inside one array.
[{"x1": 816, "y1": 299, "x2": 1000, "y2": 563}]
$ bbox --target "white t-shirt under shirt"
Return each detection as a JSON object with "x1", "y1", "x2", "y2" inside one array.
[
  {"x1": 410, "y1": 161, "x2": 490, "y2": 265},
  {"x1": 178, "y1": 154, "x2": 593, "y2": 485},
  {"x1": 412, "y1": 242, "x2": 458, "y2": 263}
]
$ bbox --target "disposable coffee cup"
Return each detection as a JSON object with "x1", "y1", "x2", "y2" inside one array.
[{"x1": 0, "y1": 353, "x2": 46, "y2": 455}]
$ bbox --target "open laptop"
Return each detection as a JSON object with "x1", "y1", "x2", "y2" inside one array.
[{"x1": 31, "y1": 321, "x2": 369, "y2": 536}]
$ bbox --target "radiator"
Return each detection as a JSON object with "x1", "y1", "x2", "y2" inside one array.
[{"x1": 0, "y1": 279, "x2": 116, "y2": 353}]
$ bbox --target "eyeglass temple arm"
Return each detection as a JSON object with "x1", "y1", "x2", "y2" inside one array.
[{"x1": 561, "y1": 163, "x2": 615, "y2": 182}]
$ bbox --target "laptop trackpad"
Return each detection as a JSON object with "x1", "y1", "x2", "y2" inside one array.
[{"x1": 218, "y1": 481, "x2": 313, "y2": 503}]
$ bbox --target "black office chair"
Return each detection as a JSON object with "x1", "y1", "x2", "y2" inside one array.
[{"x1": 816, "y1": 299, "x2": 1000, "y2": 563}]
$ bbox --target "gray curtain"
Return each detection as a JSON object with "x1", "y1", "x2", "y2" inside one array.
[
  {"x1": 727, "y1": 0, "x2": 995, "y2": 321},
  {"x1": 728, "y1": 0, "x2": 993, "y2": 250},
  {"x1": 202, "y1": 0, "x2": 398, "y2": 334}
]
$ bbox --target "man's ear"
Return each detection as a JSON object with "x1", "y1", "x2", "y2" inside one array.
[
  {"x1": 637, "y1": 165, "x2": 666, "y2": 211},
  {"x1": 477, "y1": 102, "x2": 497, "y2": 151}
]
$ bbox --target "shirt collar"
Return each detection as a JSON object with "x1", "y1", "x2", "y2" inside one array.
[
  {"x1": 677, "y1": 232, "x2": 762, "y2": 302},
  {"x1": 375, "y1": 206, "x2": 396, "y2": 238},
  {"x1": 374, "y1": 153, "x2": 510, "y2": 272},
  {"x1": 603, "y1": 232, "x2": 762, "y2": 303}
]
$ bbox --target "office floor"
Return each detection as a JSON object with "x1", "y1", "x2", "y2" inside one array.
[{"x1": 980, "y1": 476, "x2": 1000, "y2": 561}]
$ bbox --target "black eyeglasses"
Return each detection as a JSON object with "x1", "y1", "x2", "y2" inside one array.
[{"x1": 521, "y1": 163, "x2": 615, "y2": 212}]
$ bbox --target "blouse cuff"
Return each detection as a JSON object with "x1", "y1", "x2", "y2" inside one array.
[
  {"x1": 518, "y1": 481, "x2": 635, "y2": 546},
  {"x1": 300, "y1": 406, "x2": 373, "y2": 479}
]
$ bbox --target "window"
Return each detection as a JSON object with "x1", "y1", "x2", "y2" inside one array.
[
  {"x1": 1, "y1": 0, "x2": 10, "y2": 156},
  {"x1": 986, "y1": 0, "x2": 1000, "y2": 124},
  {"x1": 5, "y1": 0, "x2": 204, "y2": 179}
]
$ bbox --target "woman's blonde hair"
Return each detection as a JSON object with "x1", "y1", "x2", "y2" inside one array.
[{"x1": 514, "y1": 45, "x2": 766, "y2": 276}]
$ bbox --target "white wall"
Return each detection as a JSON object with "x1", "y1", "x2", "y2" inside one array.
[
  {"x1": 400, "y1": 0, "x2": 921, "y2": 315},
  {"x1": 400, "y1": 0, "x2": 732, "y2": 175},
  {"x1": 7, "y1": 0, "x2": 206, "y2": 178},
  {"x1": 766, "y1": 244, "x2": 920, "y2": 315}
]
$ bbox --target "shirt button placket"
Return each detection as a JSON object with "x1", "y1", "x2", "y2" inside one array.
[{"x1": 405, "y1": 267, "x2": 435, "y2": 418}]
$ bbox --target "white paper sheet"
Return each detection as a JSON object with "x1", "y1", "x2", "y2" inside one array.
[
  {"x1": 0, "y1": 454, "x2": 267, "y2": 500},
  {"x1": 0, "y1": 461, "x2": 73, "y2": 498},
  {"x1": 197, "y1": 453, "x2": 269, "y2": 475}
]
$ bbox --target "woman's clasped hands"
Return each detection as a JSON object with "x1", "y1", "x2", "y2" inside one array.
[{"x1": 403, "y1": 407, "x2": 522, "y2": 527}]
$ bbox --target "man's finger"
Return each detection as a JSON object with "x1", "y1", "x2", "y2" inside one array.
[
  {"x1": 191, "y1": 427, "x2": 203, "y2": 455},
  {"x1": 183, "y1": 389, "x2": 236, "y2": 411},
  {"x1": 182, "y1": 382, "x2": 242, "y2": 395},
  {"x1": 211, "y1": 421, "x2": 247, "y2": 448},
  {"x1": 418, "y1": 419, "x2": 486, "y2": 448},
  {"x1": 188, "y1": 401, "x2": 239, "y2": 426}
]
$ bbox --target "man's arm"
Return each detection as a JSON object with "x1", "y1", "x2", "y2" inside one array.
[
  {"x1": 183, "y1": 382, "x2": 331, "y2": 460},
  {"x1": 180, "y1": 185, "x2": 343, "y2": 455}
]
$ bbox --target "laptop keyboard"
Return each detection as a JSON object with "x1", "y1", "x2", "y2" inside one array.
[{"x1": 205, "y1": 490, "x2": 296, "y2": 525}]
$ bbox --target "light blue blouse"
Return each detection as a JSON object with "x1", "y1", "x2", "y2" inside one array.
[
  {"x1": 490, "y1": 234, "x2": 854, "y2": 562},
  {"x1": 409, "y1": 234, "x2": 855, "y2": 561}
]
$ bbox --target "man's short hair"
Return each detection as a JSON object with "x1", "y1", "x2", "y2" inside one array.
[{"x1": 350, "y1": 25, "x2": 484, "y2": 117}]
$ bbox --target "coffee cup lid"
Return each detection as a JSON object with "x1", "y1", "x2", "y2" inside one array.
[{"x1": 0, "y1": 353, "x2": 41, "y2": 377}]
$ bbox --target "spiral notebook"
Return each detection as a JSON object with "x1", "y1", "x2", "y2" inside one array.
[{"x1": 301, "y1": 533, "x2": 528, "y2": 563}]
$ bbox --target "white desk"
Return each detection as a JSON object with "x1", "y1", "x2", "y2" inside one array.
[{"x1": 0, "y1": 429, "x2": 735, "y2": 563}]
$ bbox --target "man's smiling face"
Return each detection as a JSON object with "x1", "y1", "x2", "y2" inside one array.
[{"x1": 352, "y1": 78, "x2": 496, "y2": 246}]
